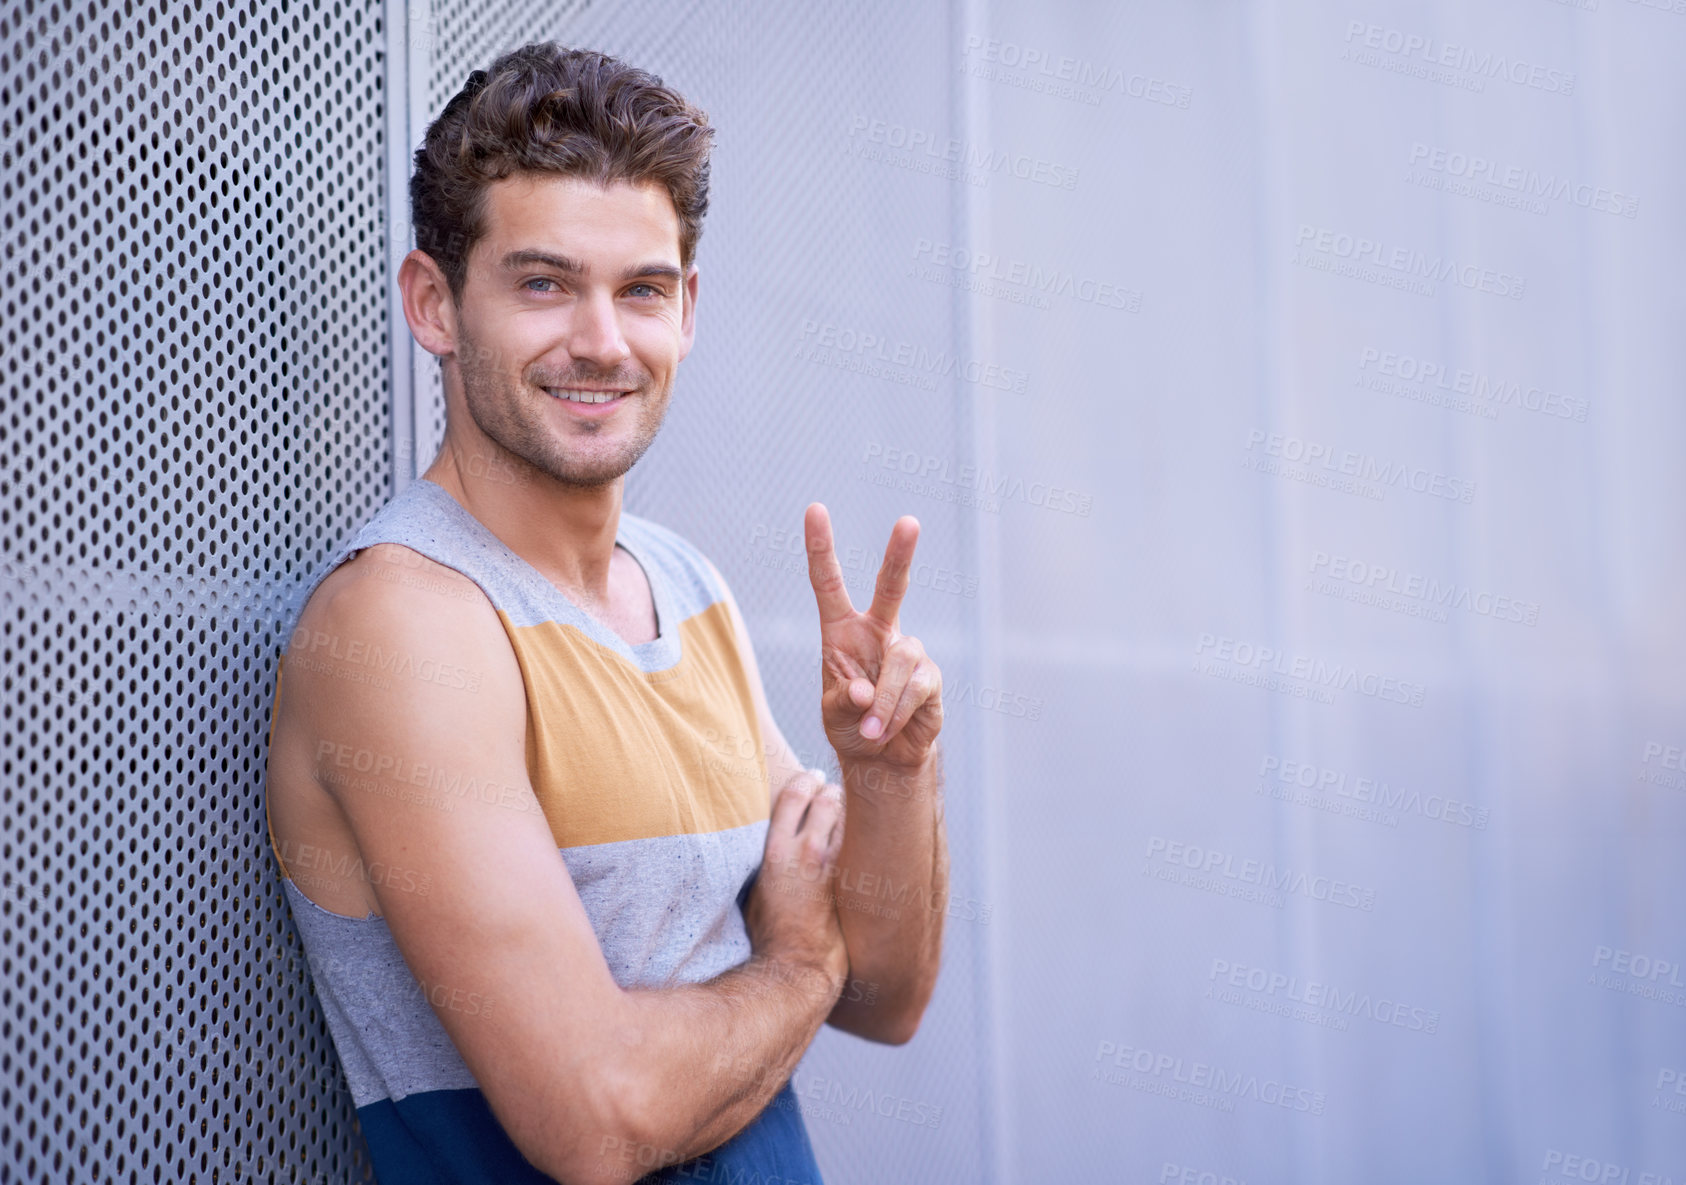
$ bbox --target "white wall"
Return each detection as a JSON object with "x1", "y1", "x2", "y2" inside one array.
[{"x1": 972, "y1": 2, "x2": 1686, "y2": 1182}]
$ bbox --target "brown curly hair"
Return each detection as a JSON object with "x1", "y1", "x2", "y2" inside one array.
[{"x1": 410, "y1": 43, "x2": 715, "y2": 299}]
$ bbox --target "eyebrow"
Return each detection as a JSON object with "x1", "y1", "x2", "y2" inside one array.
[{"x1": 500, "y1": 249, "x2": 683, "y2": 284}]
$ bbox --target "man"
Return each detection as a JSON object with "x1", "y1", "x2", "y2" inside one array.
[{"x1": 263, "y1": 43, "x2": 949, "y2": 1185}]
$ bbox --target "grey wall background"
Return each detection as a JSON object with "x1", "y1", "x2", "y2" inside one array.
[{"x1": 1, "y1": 1, "x2": 1682, "y2": 1183}]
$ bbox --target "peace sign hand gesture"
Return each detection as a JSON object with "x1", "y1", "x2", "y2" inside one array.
[{"x1": 805, "y1": 503, "x2": 944, "y2": 769}]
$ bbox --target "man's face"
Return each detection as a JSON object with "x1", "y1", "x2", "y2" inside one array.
[{"x1": 448, "y1": 174, "x2": 696, "y2": 488}]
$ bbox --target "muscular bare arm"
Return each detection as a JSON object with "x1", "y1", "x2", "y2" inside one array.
[
  {"x1": 708, "y1": 509, "x2": 950, "y2": 1045},
  {"x1": 266, "y1": 545, "x2": 847, "y2": 1185}
]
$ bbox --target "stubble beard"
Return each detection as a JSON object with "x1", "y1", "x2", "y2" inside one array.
[{"x1": 454, "y1": 325, "x2": 671, "y2": 490}]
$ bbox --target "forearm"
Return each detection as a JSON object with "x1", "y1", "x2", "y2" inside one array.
[
  {"x1": 576, "y1": 955, "x2": 839, "y2": 1181},
  {"x1": 826, "y1": 746, "x2": 948, "y2": 1042}
]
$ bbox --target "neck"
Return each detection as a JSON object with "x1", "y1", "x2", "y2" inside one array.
[{"x1": 422, "y1": 427, "x2": 625, "y2": 602}]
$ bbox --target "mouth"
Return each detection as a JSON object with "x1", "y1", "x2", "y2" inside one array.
[{"x1": 545, "y1": 387, "x2": 629, "y2": 405}]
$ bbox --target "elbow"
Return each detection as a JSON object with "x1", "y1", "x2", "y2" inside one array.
[
  {"x1": 875, "y1": 987, "x2": 935, "y2": 1045},
  {"x1": 831, "y1": 979, "x2": 936, "y2": 1046},
  {"x1": 833, "y1": 1003, "x2": 925, "y2": 1046},
  {"x1": 538, "y1": 1143, "x2": 658, "y2": 1185},
  {"x1": 519, "y1": 1067, "x2": 670, "y2": 1185},
  {"x1": 874, "y1": 1015, "x2": 923, "y2": 1047},
  {"x1": 878, "y1": 958, "x2": 941, "y2": 1045},
  {"x1": 536, "y1": 1123, "x2": 667, "y2": 1185}
]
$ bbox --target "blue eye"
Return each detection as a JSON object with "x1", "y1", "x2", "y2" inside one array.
[{"x1": 525, "y1": 277, "x2": 559, "y2": 292}]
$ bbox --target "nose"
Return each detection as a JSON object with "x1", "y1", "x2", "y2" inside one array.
[{"x1": 566, "y1": 289, "x2": 632, "y2": 370}]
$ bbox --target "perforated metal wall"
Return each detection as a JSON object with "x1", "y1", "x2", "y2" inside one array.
[
  {"x1": 4, "y1": 1, "x2": 992, "y2": 1181},
  {"x1": 1, "y1": 2, "x2": 390, "y2": 1181}
]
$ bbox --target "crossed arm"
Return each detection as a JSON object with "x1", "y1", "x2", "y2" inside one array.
[{"x1": 266, "y1": 508, "x2": 948, "y2": 1184}]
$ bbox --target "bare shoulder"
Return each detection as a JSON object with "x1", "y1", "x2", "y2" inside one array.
[
  {"x1": 308, "y1": 542, "x2": 495, "y2": 630},
  {"x1": 280, "y1": 542, "x2": 523, "y2": 745},
  {"x1": 283, "y1": 547, "x2": 490, "y2": 696}
]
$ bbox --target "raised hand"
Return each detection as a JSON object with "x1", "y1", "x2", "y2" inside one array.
[{"x1": 804, "y1": 503, "x2": 944, "y2": 769}]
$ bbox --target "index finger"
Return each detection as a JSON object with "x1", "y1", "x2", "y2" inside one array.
[
  {"x1": 867, "y1": 515, "x2": 920, "y2": 626},
  {"x1": 804, "y1": 503, "x2": 856, "y2": 624}
]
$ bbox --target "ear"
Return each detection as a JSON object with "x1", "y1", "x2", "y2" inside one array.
[
  {"x1": 677, "y1": 263, "x2": 700, "y2": 362},
  {"x1": 398, "y1": 249, "x2": 460, "y2": 358}
]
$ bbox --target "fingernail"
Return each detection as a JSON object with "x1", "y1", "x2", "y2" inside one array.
[{"x1": 861, "y1": 716, "x2": 882, "y2": 739}]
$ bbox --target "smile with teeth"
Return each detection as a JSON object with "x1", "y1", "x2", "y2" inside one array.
[{"x1": 546, "y1": 387, "x2": 627, "y2": 404}]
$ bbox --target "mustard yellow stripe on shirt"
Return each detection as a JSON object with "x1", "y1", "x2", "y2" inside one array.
[{"x1": 506, "y1": 599, "x2": 771, "y2": 849}]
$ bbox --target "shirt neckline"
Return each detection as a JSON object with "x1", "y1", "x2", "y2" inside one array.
[{"x1": 412, "y1": 477, "x2": 678, "y2": 670}]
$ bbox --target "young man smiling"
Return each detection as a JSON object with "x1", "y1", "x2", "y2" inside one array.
[{"x1": 264, "y1": 43, "x2": 949, "y2": 1185}]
